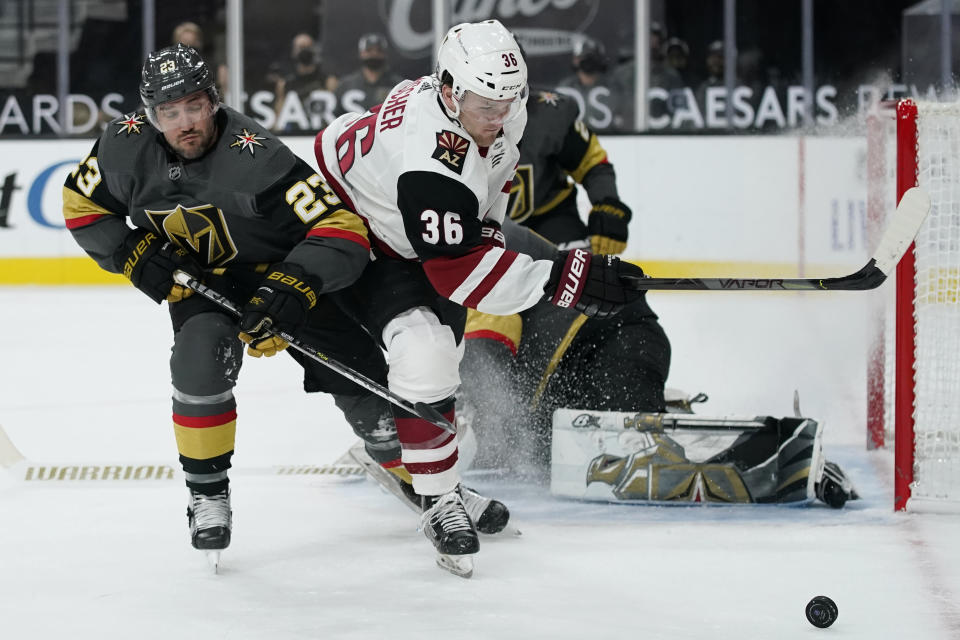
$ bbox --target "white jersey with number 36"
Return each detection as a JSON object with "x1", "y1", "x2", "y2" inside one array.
[{"x1": 314, "y1": 76, "x2": 554, "y2": 315}]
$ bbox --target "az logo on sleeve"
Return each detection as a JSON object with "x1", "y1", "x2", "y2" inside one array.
[{"x1": 431, "y1": 130, "x2": 470, "y2": 175}]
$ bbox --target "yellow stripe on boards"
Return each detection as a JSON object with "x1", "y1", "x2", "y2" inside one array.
[
  {"x1": 0, "y1": 257, "x2": 123, "y2": 284},
  {"x1": 1, "y1": 257, "x2": 846, "y2": 286}
]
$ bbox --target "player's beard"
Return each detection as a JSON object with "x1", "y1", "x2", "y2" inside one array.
[{"x1": 171, "y1": 125, "x2": 216, "y2": 160}]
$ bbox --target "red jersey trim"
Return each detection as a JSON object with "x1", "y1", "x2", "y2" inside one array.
[
  {"x1": 305, "y1": 227, "x2": 371, "y2": 249},
  {"x1": 173, "y1": 409, "x2": 238, "y2": 429},
  {"x1": 64, "y1": 213, "x2": 107, "y2": 229},
  {"x1": 462, "y1": 250, "x2": 519, "y2": 309}
]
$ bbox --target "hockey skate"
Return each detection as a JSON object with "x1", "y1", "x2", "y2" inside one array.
[
  {"x1": 815, "y1": 460, "x2": 859, "y2": 509},
  {"x1": 459, "y1": 485, "x2": 512, "y2": 535},
  {"x1": 348, "y1": 440, "x2": 516, "y2": 534},
  {"x1": 187, "y1": 488, "x2": 232, "y2": 573},
  {"x1": 421, "y1": 489, "x2": 479, "y2": 579}
]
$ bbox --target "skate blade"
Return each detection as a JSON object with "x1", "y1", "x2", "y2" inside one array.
[
  {"x1": 204, "y1": 550, "x2": 222, "y2": 574},
  {"x1": 436, "y1": 553, "x2": 474, "y2": 579}
]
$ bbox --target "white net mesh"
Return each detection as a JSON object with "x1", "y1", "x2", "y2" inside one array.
[
  {"x1": 910, "y1": 101, "x2": 960, "y2": 508},
  {"x1": 866, "y1": 111, "x2": 898, "y2": 450}
]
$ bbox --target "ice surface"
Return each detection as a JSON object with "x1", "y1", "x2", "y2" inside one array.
[{"x1": 1, "y1": 287, "x2": 959, "y2": 639}]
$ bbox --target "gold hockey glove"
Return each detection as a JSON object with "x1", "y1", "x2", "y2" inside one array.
[
  {"x1": 114, "y1": 229, "x2": 202, "y2": 304},
  {"x1": 239, "y1": 263, "x2": 318, "y2": 357},
  {"x1": 587, "y1": 197, "x2": 632, "y2": 255}
]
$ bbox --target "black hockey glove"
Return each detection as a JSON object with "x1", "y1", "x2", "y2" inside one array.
[
  {"x1": 544, "y1": 249, "x2": 644, "y2": 318},
  {"x1": 114, "y1": 228, "x2": 202, "y2": 304},
  {"x1": 239, "y1": 263, "x2": 318, "y2": 358},
  {"x1": 588, "y1": 197, "x2": 632, "y2": 255}
]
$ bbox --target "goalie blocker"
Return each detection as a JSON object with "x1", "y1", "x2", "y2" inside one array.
[{"x1": 550, "y1": 409, "x2": 857, "y2": 507}]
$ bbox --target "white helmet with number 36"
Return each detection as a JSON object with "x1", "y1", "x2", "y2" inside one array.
[{"x1": 435, "y1": 19, "x2": 528, "y2": 123}]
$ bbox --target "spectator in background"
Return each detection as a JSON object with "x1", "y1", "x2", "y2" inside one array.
[
  {"x1": 274, "y1": 32, "x2": 338, "y2": 132},
  {"x1": 610, "y1": 21, "x2": 683, "y2": 128},
  {"x1": 664, "y1": 37, "x2": 692, "y2": 85},
  {"x1": 172, "y1": 22, "x2": 203, "y2": 49},
  {"x1": 171, "y1": 22, "x2": 229, "y2": 98},
  {"x1": 662, "y1": 37, "x2": 694, "y2": 123},
  {"x1": 334, "y1": 33, "x2": 403, "y2": 116},
  {"x1": 702, "y1": 40, "x2": 726, "y2": 89},
  {"x1": 696, "y1": 40, "x2": 741, "y2": 119},
  {"x1": 557, "y1": 38, "x2": 623, "y2": 132}
]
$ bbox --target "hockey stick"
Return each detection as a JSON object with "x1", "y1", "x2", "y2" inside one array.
[
  {"x1": 625, "y1": 412, "x2": 793, "y2": 431},
  {"x1": 623, "y1": 186, "x2": 930, "y2": 291},
  {"x1": 172, "y1": 271, "x2": 456, "y2": 434},
  {"x1": 0, "y1": 424, "x2": 26, "y2": 469}
]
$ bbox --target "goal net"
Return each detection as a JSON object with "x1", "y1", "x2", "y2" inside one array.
[{"x1": 870, "y1": 99, "x2": 960, "y2": 513}]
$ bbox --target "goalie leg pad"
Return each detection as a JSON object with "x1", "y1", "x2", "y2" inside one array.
[{"x1": 551, "y1": 410, "x2": 824, "y2": 505}]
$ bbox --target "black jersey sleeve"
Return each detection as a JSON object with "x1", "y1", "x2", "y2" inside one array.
[
  {"x1": 396, "y1": 170, "x2": 554, "y2": 314},
  {"x1": 396, "y1": 170, "x2": 483, "y2": 259},
  {"x1": 254, "y1": 156, "x2": 371, "y2": 293},
  {"x1": 555, "y1": 113, "x2": 619, "y2": 203},
  {"x1": 62, "y1": 138, "x2": 134, "y2": 272}
]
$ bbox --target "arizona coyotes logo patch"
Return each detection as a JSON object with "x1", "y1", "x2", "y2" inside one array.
[
  {"x1": 145, "y1": 204, "x2": 238, "y2": 266},
  {"x1": 229, "y1": 128, "x2": 266, "y2": 155},
  {"x1": 115, "y1": 113, "x2": 145, "y2": 136},
  {"x1": 431, "y1": 130, "x2": 470, "y2": 175}
]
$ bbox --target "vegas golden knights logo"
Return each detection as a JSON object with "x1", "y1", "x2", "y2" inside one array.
[
  {"x1": 145, "y1": 204, "x2": 238, "y2": 266},
  {"x1": 431, "y1": 130, "x2": 470, "y2": 175},
  {"x1": 585, "y1": 432, "x2": 753, "y2": 503},
  {"x1": 507, "y1": 164, "x2": 534, "y2": 222}
]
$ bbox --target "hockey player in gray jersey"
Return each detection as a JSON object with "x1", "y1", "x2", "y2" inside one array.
[
  {"x1": 62, "y1": 44, "x2": 394, "y2": 570},
  {"x1": 314, "y1": 20, "x2": 647, "y2": 577},
  {"x1": 509, "y1": 87, "x2": 632, "y2": 255}
]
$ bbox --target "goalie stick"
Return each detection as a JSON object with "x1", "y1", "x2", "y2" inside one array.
[
  {"x1": 172, "y1": 271, "x2": 456, "y2": 434},
  {"x1": 622, "y1": 186, "x2": 930, "y2": 291}
]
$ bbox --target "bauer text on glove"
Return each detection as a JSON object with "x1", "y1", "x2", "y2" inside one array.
[
  {"x1": 544, "y1": 249, "x2": 644, "y2": 318},
  {"x1": 239, "y1": 263, "x2": 318, "y2": 357},
  {"x1": 588, "y1": 197, "x2": 632, "y2": 255},
  {"x1": 113, "y1": 229, "x2": 202, "y2": 304}
]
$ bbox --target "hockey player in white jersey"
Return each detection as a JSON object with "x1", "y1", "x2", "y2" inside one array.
[{"x1": 314, "y1": 20, "x2": 645, "y2": 577}]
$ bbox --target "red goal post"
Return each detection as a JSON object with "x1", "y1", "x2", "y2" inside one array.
[{"x1": 869, "y1": 99, "x2": 960, "y2": 513}]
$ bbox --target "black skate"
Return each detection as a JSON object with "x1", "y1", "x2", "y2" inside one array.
[
  {"x1": 815, "y1": 460, "x2": 859, "y2": 509},
  {"x1": 187, "y1": 488, "x2": 232, "y2": 572},
  {"x1": 421, "y1": 489, "x2": 479, "y2": 578},
  {"x1": 349, "y1": 440, "x2": 516, "y2": 535},
  {"x1": 459, "y1": 485, "x2": 511, "y2": 535}
]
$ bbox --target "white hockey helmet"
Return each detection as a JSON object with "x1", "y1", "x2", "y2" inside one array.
[{"x1": 436, "y1": 20, "x2": 528, "y2": 121}]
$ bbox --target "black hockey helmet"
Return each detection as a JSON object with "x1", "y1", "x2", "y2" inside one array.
[{"x1": 140, "y1": 44, "x2": 218, "y2": 127}]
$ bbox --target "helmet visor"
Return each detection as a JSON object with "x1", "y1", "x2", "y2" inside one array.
[
  {"x1": 147, "y1": 91, "x2": 217, "y2": 132},
  {"x1": 456, "y1": 87, "x2": 526, "y2": 127}
]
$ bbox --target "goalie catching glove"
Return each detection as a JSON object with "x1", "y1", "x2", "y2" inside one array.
[
  {"x1": 239, "y1": 263, "x2": 318, "y2": 357},
  {"x1": 544, "y1": 249, "x2": 644, "y2": 318},
  {"x1": 587, "y1": 197, "x2": 632, "y2": 255},
  {"x1": 114, "y1": 228, "x2": 202, "y2": 304}
]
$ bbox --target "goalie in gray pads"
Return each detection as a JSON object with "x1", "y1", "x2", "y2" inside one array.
[{"x1": 460, "y1": 219, "x2": 857, "y2": 507}]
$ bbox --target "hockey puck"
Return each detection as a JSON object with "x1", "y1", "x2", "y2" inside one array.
[{"x1": 805, "y1": 595, "x2": 838, "y2": 628}]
